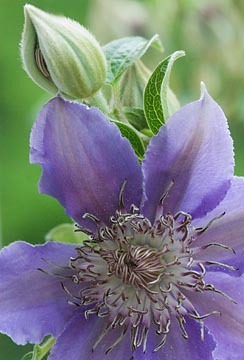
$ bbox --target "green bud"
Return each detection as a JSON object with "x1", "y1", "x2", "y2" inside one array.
[
  {"x1": 118, "y1": 60, "x2": 151, "y2": 108},
  {"x1": 21, "y1": 5, "x2": 107, "y2": 99}
]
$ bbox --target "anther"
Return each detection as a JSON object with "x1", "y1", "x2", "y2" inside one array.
[
  {"x1": 159, "y1": 180, "x2": 174, "y2": 205},
  {"x1": 119, "y1": 179, "x2": 127, "y2": 210},
  {"x1": 196, "y1": 212, "x2": 225, "y2": 234},
  {"x1": 35, "y1": 43, "x2": 51, "y2": 79}
]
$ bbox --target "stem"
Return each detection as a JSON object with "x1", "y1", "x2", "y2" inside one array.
[
  {"x1": 112, "y1": 83, "x2": 130, "y2": 124},
  {"x1": 87, "y1": 89, "x2": 109, "y2": 114},
  {"x1": 34, "y1": 337, "x2": 55, "y2": 360}
]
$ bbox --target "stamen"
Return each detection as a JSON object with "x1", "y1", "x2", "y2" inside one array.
[
  {"x1": 198, "y1": 262, "x2": 206, "y2": 276},
  {"x1": 105, "y1": 326, "x2": 128, "y2": 354},
  {"x1": 153, "y1": 334, "x2": 167, "y2": 352},
  {"x1": 37, "y1": 267, "x2": 72, "y2": 279},
  {"x1": 159, "y1": 282, "x2": 173, "y2": 293},
  {"x1": 160, "y1": 180, "x2": 174, "y2": 205},
  {"x1": 83, "y1": 213, "x2": 101, "y2": 224},
  {"x1": 92, "y1": 323, "x2": 111, "y2": 351},
  {"x1": 205, "y1": 284, "x2": 237, "y2": 304},
  {"x1": 187, "y1": 310, "x2": 220, "y2": 321},
  {"x1": 176, "y1": 313, "x2": 188, "y2": 339},
  {"x1": 41, "y1": 257, "x2": 71, "y2": 270},
  {"x1": 205, "y1": 261, "x2": 238, "y2": 271},
  {"x1": 35, "y1": 43, "x2": 51, "y2": 79},
  {"x1": 74, "y1": 223, "x2": 93, "y2": 235},
  {"x1": 201, "y1": 242, "x2": 236, "y2": 254},
  {"x1": 41, "y1": 187, "x2": 237, "y2": 356},
  {"x1": 128, "y1": 307, "x2": 148, "y2": 315},
  {"x1": 119, "y1": 179, "x2": 127, "y2": 210},
  {"x1": 61, "y1": 282, "x2": 81, "y2": 300},
  {"x1": 195, "y1": 212, "x2": 225, "y2": 234}
]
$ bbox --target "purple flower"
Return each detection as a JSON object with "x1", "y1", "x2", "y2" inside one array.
[{"x1": 1, "y1": 86, "x2": 244, "y2": 360}]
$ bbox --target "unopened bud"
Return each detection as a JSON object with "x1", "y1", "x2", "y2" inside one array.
[{"x1": 21, "y1": 5, "x2": 107, "y2": 99}]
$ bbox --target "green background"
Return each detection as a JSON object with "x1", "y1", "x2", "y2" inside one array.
[{"x1": 1, "y1": 0, "x2": 244, "y2": 358}]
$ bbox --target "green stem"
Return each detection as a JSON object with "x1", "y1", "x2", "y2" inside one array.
[
  {"x1": 111, "y1": 83, "x2": 130, "y2": 124},
  {"x1": 87, "y1": 89, "x2": 109, "y2": 114},
  {"x1": 33, "y1": 337, "x2": 55, "y2": 360}
]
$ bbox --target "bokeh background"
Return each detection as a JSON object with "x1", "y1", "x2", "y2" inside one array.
[{"x1": 1, "y1": 0, "x2": 244, "y2": 358}]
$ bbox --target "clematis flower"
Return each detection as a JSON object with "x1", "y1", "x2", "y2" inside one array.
[{"x1": 1, "y1": 85, "x2": 244, "y2": 359}]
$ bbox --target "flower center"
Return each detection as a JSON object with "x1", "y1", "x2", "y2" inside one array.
[
  {"x1": 53, "y1": 183, "x2": 236, "y2": 356},
  {"x1": 101, "y1": 244, "x2": 164, "y2": 291}
]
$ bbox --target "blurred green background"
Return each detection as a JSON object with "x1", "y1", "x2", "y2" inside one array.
[{"x1": 1, "y1": 0, "x2": 244, "y2": 358}]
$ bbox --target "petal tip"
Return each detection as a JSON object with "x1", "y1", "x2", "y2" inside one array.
[{"x1": 200, "y1": 81, "x2": 209, "y2": 100}]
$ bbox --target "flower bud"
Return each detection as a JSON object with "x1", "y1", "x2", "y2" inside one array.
[
  {"x1": 118, "y1": 60, "x2": 151, "y2": 108},
  {"x1": 21, "y1": 5, "x2": 107, "y2": 99}
]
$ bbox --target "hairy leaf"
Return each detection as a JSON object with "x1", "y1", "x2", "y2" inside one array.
[
  {"x1": 104, "y1": 35, "x2": 163, "y2": 84},
  {"x1": 112, "y1": 120, "x2": 145, "y2": 160},
  {"x1": 144, "y1": 51, "x2": 185, "y2": 134}
]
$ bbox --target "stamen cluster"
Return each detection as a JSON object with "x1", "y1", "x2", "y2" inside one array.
[{"x1": 62, "y1": 199, "x2": 235, "y2": 355}]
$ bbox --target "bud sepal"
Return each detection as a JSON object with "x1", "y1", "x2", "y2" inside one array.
[{"x1": 21, "y1": 5, "x2": 107, "y2": 99}]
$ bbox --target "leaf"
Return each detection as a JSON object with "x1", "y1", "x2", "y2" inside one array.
[
  {"x1": 45, "y1": 223, "x2": 88, "y2": 244},
  {"x1": 21, "y1": 353, "x2": 34, "y2": 360},
  {"x1": 21, "y1": 337, "x2": 55, "y2": 360},
  {"x1": 144, "y1": 50, "x2": 185, "y2": 134},
  {"x1": 32, "y1": 337, "x2": 55, "y2": 360},
  {"x1": 104, "y1": 35, "x2": 163, "y2": 84},
  {"x1": 160, "y1": 51, "x2": 185, "y2": 120},
  {"x1": 122, "y1": 107, "x2": 148, "y2": 131},
  {"x1": 111, "y1": 120, "x2": 145, "y2": 160}
]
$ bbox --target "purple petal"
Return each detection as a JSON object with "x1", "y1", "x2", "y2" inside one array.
[
  {"x1": 49, "y1": 314, "x2": 215, "y2": 360},
  {"x1": 49, "y1": 315, "x2": 132, "y2": 360},
  {"x1": 135, "y1": 318, "x2": 215, "y2": 360},
  {"x1": 142, "y1": 85, "x2": 234, "y2": 223},
  {"x1": 193, "y1": 176, "x2": 244, "y2": 274},
  {"x1": 0, "y1": 241, "x2": 77, "y2": 345},
  {"x1": 189, "y1": 272, "x2": 244, "y2": 359},
  {"x1": 30, "y1": 97, "x2": 142, "y2": 229}
]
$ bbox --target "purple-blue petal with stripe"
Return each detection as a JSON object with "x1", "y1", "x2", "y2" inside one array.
[
  {"x1": 30, "y1": 97, "x2": 142, "y2": 229},
  {"x1": 0, "y1": 241, "x2": 77, "y2": 345},
  {"x1": 142, "y1": 85, "x2": 234, "y2": 223},
  {"x1": 49, "y1": 313, "x2": 216, "y2": 360},
  {"x1": 193, "y1": 176, "x2": 244, "y2": 275},
  {"x1": 49, "y1": 315, "x2": 131, "y2": 360},
  {"x1": 135, "y1": 318, "x2": 215, "y2": 360},
  {"x1": 188, "y1": 272, "x2": 244, "y2": 360}
]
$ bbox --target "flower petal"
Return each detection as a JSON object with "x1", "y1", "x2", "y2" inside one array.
[
  {"x1": 0, "y1": 241, "x2": 77, "y2": 345},
  {"x1": 30, "y1": 97, "x2": 142, "y2": 228},
  {"x1": 142, "y1": 85, "x2": 234, "y2": 223},
  {"x1": 49, "y1": 315, "x2": 132, "y2": 360},
  {"x1": 193, "y1": 176, "x2": 244, "y2": 275},
  {"x1": 189, "y1": 272, "x2": 244, "y2": 360},
  {"x1": 135, "y1": 318, "x2": 215, "y2": 360},
  {"x1": 49, "y1": 314, "x2": 215, "y2": 360}
]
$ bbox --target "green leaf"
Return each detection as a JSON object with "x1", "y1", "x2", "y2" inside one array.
[
  {"x1": 122, "y1": 107, "x2": 148, "y2": 131},
  {"x1": 144, "y1": 50, "x2": 185, "y2": 134},
  {"x1": 45, "y1": 223, "x2": 88, "y2": 244},
  {"x1": 21, "y1": 353, "x2": 34, "y2": 360},
  {"x1": 111, "y1": 120, "x2": 145, "y2": 160},
  {"x1": 104, "y1": 35, "x2": 163, "y2": 84},
  {"x1": 20, "y1": 337, "x2": 55, "y2": 360},
  {"x1": 32, "y1": 337, "x2": 55, "y2": 360},
  {"x1": 160, "y1": 51, "x2": 185, "y2": 120},
  {"x1": 141, "y1": 128, "x2": 153, "y2": 137}
]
